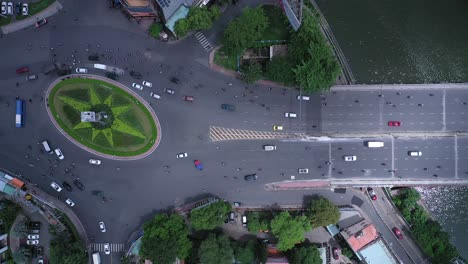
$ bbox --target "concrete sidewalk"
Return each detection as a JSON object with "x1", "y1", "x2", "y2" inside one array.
[{"x1": 1, "y1": 0, "x2": 63, "y2": 34}]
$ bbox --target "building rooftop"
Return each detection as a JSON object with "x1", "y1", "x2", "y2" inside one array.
[{"x1": 342, "y1": 223, "x2": 379, "y2": 251}]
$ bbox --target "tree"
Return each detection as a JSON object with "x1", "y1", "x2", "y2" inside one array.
[
  {"x1": 233, "y1": 240, "x2": 256, "y2": 264},
  {"x1": 246, "y1": 211, "x2": 271, "y2": 233},
  {"x1": 222, "y1": 7, "x2": 269, "y2": 56},
  {"x1": 140, "y1": 214, "x2": 192, "y2": 264},
  {"x1": 149, "y1": 22, "x2": 162, "y2": 38},
  {"x1": 175, "y1": 18, "x2": 190, "y2": 37},
  {"x1": 265, "y1": 57, "x2": 296, "y2": 86},
  {"x1": 210, "y1": 5, "x2": 221, "y2": 21},
  {"x1": 287, "y1": 245, "x2": 322, "y2": 264},
  {"x1": 198, "y1": 234, "x2": 233, "y2": 264},
  {"x1": 271, "y1": 211, "x2": 311, "y2": 251},
  {"x1": 190, "y1": 201, "x2": 231, "y2": 231},
  {"x1": 188, "y1": 7, "x2": 213, "y2": 30},
  {"x1": 307, "y1": 196, "x2": 340, "y2": 228},
  {"x1": 242, "y1": 61, "x2": 263, "y2": 84},
  {"x1": 256, "y1": 241, "x2": 268, "y2": 264}
]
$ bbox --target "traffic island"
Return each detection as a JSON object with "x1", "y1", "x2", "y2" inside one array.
[{"x1": 46, "y1": 75, "x2": 160, "y2": 160}]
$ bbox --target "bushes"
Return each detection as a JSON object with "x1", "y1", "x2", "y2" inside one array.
[
  {"x1": 265, "y1": 57, "x2": 296, "y2": 86},
  {"x1": 241, "y1": 61, "x2": 263, "y2": 84},
  {"x1": 176, "y1": 6, "x2": 221, "y2": 37},
  {"x1": 149, "y1": 22, "x2": 163, "y2": 38}
]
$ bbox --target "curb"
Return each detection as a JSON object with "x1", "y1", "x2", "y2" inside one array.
[{"x1": 44, "y1": 74, "x2": 162, "y2": 161}]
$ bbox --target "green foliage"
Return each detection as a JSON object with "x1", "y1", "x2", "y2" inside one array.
[
  {"x1": 190, "y1": 201, "x2": 231, "y2": 231},
  {"x1": 222, "y1": 7, "x2": 269, "y2": 56},
  {"x1": 307, "y1": 196, "x2": 340, "y2": 228},
  {"x1": 198, "y1": 234, "x2": 233, "y2": 264},
  {"x1": 0, "y1": 200, "x2": 21, "y2": 233},
  {"x1": 233, "y1": 240, "x2": 256, "y2": 264},
  {"x1": 340, "y1": 247, "x2": 354, "y2": 259},
  {"x1": 63, "y1": 88, "x2": 89, "y2": 102},
  {"x1": 246, "y1": 211, "x2": 271, "y2": 233},
  {"x1": 289, "y1": 14, "x2": 340, "y2": 92},
  {"x1": 214, "y1": 51, "x2": 238, "y2": 71},
  {"x1": 210, "y1": 5, "x2": 222, "y2": 20},
  {"x1": 261, "y1": 5, "x2": 291, "y2": 41},
  {"x1": 149, "y1": 22, "x2": 163, "y2": 38},
  {"x1": 175, "y1": 19, "x2": 190, "y2": 37},
  {"x1": 287, "y1": 245, "x2": 322, "y2": 264},
  {"x1": 256, "y1": 242, "x2": 268, "y2": 264},
  {"x1": 28, "y1": 0, "x2": 55, "y2": 16},
  {"x1": 265, "y1": 57, "x2": 296, "y2": 85},
  {"x1": 188, "y1": 7, "x2": 213, "y2": 30},
  {"x1": 140, "y1": 214, "x2": 192, "y2": 264},
  {"x1": 242, "y1": 61, "x2": 263, "y2": 84},
  {"x1": 50, "y1": 232, "x2": 87, "y2": 264},
  {"x1": 271, "y1": 211, "x2": 311, "y2": 251}
]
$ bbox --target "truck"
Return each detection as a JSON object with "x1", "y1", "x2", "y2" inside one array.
[
  {"x1": 366, "y1": 141, "x2": 384, "y2": 148},
  {"x1": 92, "y1": 252, "x2": 101, "y2": 264},
  {"x1": 15, "y1": 98, "x2": 23, "y2": 128}
]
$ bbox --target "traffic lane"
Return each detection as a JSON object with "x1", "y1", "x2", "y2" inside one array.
[
  {"x1": 383, "y1": 101, "x2": 443, "y2": 131},
  {"x1": 446, "y1": 90, "x2": 468, "y2": 131},
  {"x1": 321, "y1": 101, "x2": 381, "y2": 133},
  {"x1": 330, "y1": 139, "x2": 392, "y2": 178},
  {"x1": 457, "y1": 137, "x2": 468, "y2": 178},
  {"x1": 394, "y1": 138, "x2": 455, "y2": 179}
]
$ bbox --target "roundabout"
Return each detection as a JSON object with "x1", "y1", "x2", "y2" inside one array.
[{"x1": 46, "y1": 75, "x2": 160, "y2": 160}]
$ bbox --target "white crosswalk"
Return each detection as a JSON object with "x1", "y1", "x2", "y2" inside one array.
[
  {"x1": 91, "y1": 243, "x2": 125, "y2": 253},
  {"x1": 195, "y1": 32, "x2": 213, "y2": 52}
]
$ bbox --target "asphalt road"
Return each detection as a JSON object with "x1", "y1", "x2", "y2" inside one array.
[{"x1": 0, "y1": 0, "x2": 466, "y2": 263}]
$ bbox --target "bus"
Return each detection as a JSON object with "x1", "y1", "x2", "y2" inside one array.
[{"x1": 15, "y1": 98, "x2": 23, "y2": 128}]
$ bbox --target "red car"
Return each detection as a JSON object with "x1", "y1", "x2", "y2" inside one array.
[
  {"x1": 388, "y1": 121, "x2": 401, "y2": 126},
  {"x1": 35, "y1": 18, "x2": 48, "y2": 28},
  {"x1": 16, "y1": 66, "x2": 30, "y2": 74},
  {"x1": 392, "y1": 227, "x2": 403, "y2": 239},
  {"x1": 194, "y1": 160, "x2": 203, "y2": 170},
  {"x1": 367, "y1": 187, "x2": 377, "y2": 201},
  {"x1": 183, "y1": 96, "x2": 194, "y2": 102},
  {"x1": 332, "y1": 247, "x2": 339, "y2": 260}
]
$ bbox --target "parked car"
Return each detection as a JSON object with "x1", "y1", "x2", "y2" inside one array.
[
  {"x1": 50, "y1": 182, "x2": 62, "y2": 192},
  {"x1": 392, "y1": 227, "x2": 403, "y2": 239},
  {"x1": 1, "y1": 2, "x2": 6, "y2": 15},
  {"x1": 99, "y1": 221, "x2": 106, "y2": 232},
  {"x1": 142, "y1": 81, "x2": 152, "y2": 88},
  {"x1": 27, "y1": 240, "x2": 39, "y2": 245},
  {"x1": 65, "y1": 198, "x2": 75, "y2": 207},
  {"x1": 332, "y1": 247, "x2": 339, "y2": 260},
  {"x1": 194, "y1": 160, "x2": 203, "y2": 170},
  {"x1": 150, "y1": 92, "x2": 161, "y2": 99},
  {"x1": 21, "y1": 2, "x2": 27, "y2": 15},
  {"x1": 104, "y1": 243, "x2": 110, "y2": 254},
  {"x1": 176, "y1": 152, "x2": 188, "y2": 159},
  {"x1": 38, "y1": 258, "x2": 44, "y2": 264},
  {"x1": 75, "y1": 67, "x2": 88, "y2": 73},
  {"x1": 106, "y1": 72, "x2": 118, "y2": 80},
  {"x1": 89, "y1": 159, "x2": 101, "y2": 165},
  {"x1": 170, "y1": 77, "x2": 180, "y2": 84},
  {"x1": 26, "y1": 74, "x2": 38, "y2": 81},
  {"x1": 367, "y1": 187, "x2": 377, "y2": 201},
  {"x1": 129, "y1": 71, "x2": 142, "y2": 79},
  {"x1": 297, "y1": 95, "x2": 310, "y2": 101},
  {"x1": 16, "y1": 66, "x2": 29, "y2": 74},
  {"x1": 388, "y1": 121, "x2": 401, "y2": 127},
  {"x1": 73, "y1": 179, "x2": 84, "y2": 191},
  {"x1": 62, "y1": 181, "x2": 72, "y2": 192},
  {"x1": 164, "y1": 88, "x2": 175, "y2": 94},
  {"x1": 27, "y1": 234, "x2": 39, "y2": 240},
  {"x1": 15, "y1": 1, "x2": 20, "y2": 15},
  {"x1": 408, "y1": 151, "x2": 422, "y2": 157},
  {"x1": 54, "y1": 148, "x2": 64, "y2": 160},
  {"x1": 244, "y1": 174, "x2": 258, "y2": 181},
  {"x1": 34, "y1": 18, "x2": 47, "y2": 28},
  {"x1": 88, "y1": 54, "x2": 100, "y2": 61},
  {"x1": 182, "y1": 95, "x2": 194, "y2": 102},
  {"x1": 6, "y1": 1, "x2": 12, "y2": 15},
  {"x1": 132, "y1": 83, "x2": 143, "y2": 90},
  {"x1": 242, "y1": 215, "x2": 247, "y2": 227},
  {"x1": 37, "y1": 246, "x2": 44, "y2": 256},
  {"x1": 233, "y1": 202, "x2": 241, "y2": 208},
  {"x1": 273, "y1": 125, "x2": 283, "y2": 131},
  {"x1": 29, "y1": 222, "x2": 41, "y2": 229},
  {"x1": 229, "y1": 212, "x2": 235, "y2": 223},
  {"x1": 221, "y1": 104, "x2": 235, "y2": 111},
  {"x1": 284, "y1": 112, "x2": 297, "y2": 118},
  {"x1": 298, "y1": 168, "x2": 309, "y2": 174},
  {"x1": 343, "y1": 155, "x2": 357, "y2": 161}
]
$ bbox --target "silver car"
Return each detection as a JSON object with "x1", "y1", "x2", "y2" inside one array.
[
  {"x1": 89, "y1": 159, "x2": 101, "y2": 165},
  {"x1": 343, "y1": 155, "x2": 357, "y2": 161},
  {"x1": 104, "y1": 243, "x2": 110, "y2": 254},
  {"x1": 176, "y1": 152, "x2": 188, "y2": 159},
  {"x1": 132, "y1": 83, "x2": 143, "y2": 90},
  {"x1": 99, "y1": 221, "x2": 106, "y2": 232},
  {"x1": 50, "y1": 182, "x2": 62, "y2": 192}
]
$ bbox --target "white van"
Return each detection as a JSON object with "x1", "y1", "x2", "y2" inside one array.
[
  {"x1": 92, "y1": 252, "x2": 101, "y2": 264},
  {"x1": 284, "y1": 112, "x2": 297, "y2": 118},
  {"x1": 42, "y1": 141, "x2": 53, "y2": 154},
  {"x1": 263, "y1": 145, "x2": 276, "y2": 151},
  {"x1": 366, "y1": 141, "x2": 384, "y2": 148},
  {"x1": 408, "y1": 151, "x2": 422, "y2": 157}
]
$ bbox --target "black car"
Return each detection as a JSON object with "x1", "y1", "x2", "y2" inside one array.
[
  {"x1": 170, "y1": 77, "x2": 180, "y2": 84},
  {"x1": 244, "y1": 174, "x2": 258, "y2": 181},
  {"x1": 29, "y1": 221, "x2": 41, "y2": 229},
  {"x1": 106, "y1": 72, "x2": 118, "y2": 80},
  {"x1": 130, "y1": 71, "x2": 142, "y2": 79},
  {"x1": 221, "y1": 104, "x2": 236, "y2": 111},
  {"x1": 15, "y1": 2, "x2": 21, "y2": 15},
  {"x1": 62, "y1": 181, "x2": 72, "y2": 192},
  {"x1": 88, "y1": 54, "x2": 100, "y2": 61},
  {"x1": 37, "y1": 246, "x2": 44, "y2": 256},
  {"x1": 73, "y1": 180, "x2": 84, "y2": 191}
]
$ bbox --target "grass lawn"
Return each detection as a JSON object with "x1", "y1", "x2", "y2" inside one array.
[
  {"x1": 29, "y1": 0, "x2": 55, "y2": 16},
  {"x1": 0, "y1": 16, "x2": 12, "y2": 26},
  {"x1": 49, "y1": 78, "x2": 157, "y2": 157},
  {"x1": 261, "y1": 5, "x2": 291, "y2": 41},
  {"x1": 214, "y1": 50, "x2": 238, "y2": 71}
]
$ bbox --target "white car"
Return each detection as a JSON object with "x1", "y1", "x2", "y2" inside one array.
[
  {"x1": 1, "y1": 2, "x2": 6, "y2": 15},
  {"x1": 176, "y1": 152, "x2": 188, "y2": 159},
  {"x1": 408, "y1": 151, "x2": 422, "y2": 157},
  {"x1": 164, "y1": 88, "x2": 175, "y2": 95},
  {"x1": 54, "y1": 148, "x2": 64, "y2": 160},
  {"x1": 21, "y1": 3, "x2": 27, "y2": 15},
  {"x1": 343, "y1": 155, "x2": 357, "y2": 161},
  {"x1": 6, "y1": 1, "x2": 12, "y2": 15},
  {"x1": 150, "y1": 92, "x2": 161, "y2": 99},
  {"x1": 89, "y1": 159, "x2": 101, "y2": 165},
  {"x1": 298, "y1": 168, "x2": 309, "y2": 174},
  {"x1": 65, "y1": 198, "x2": 75, "y2": 207},
  {"x1": 132, "y1": 83, "x2": 143, "y2": 90},
  {"x1": 242, "y1": 215, "x2": 247, "y2": 227},
  {"x1": 142, "y1": 81, "x2": 152, "y2": 87},
  {"x1": 99, "y1": 221, "x2": 106, "y2": 232},
  {"x1": 75, "y1": 68, "x2": 88, "y2": 73},
  {"x1": 297, "y1": 95, "x2": 310, "y2": 101},
  {"x1": 104, "y1": 243, "x2": 110, "y2": 255},
  {"x1": 50, "y1": 182, "x2": 62, "y2": 192},
  {"x1": 27, "y1": 234, "x2": 39, "y2": 239},
  {"x1": 27, "y1": 240, "x2": 39, "y2": 245},
  {"x1": 284, "y1": 112, "x2": 297, "y2": 118}
]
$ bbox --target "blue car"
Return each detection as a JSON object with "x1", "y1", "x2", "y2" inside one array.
[{"x1": 194, "y1": 160, "x2": 203, "y2": 170}]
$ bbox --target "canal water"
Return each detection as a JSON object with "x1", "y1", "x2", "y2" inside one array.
[{"x1": 315, "y1": 0, "x2": 468, "y2": 259}]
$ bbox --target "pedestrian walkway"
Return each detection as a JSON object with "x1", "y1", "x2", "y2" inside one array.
[
  {"x1": 194, "y1": 31, "x2": 213, "y2": 52},
  {"x1": 209, "y1": 126, "x2": 303, "y2": 141},
  {"x1": 91, "y1": 243, "x2": 126, "y2": 253}
]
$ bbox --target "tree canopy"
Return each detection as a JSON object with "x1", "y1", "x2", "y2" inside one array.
[
  {"x1": 242, "y1": 61, "x2": 263, "y2": 84},
  {"x1": 140, "y1": 214, "x2": 192, "y2": 264},
  {"x1": 246, "y1": 211, "x2": 271, "y2": 233},
  {"x1": 287, "y1": 245, "x2": 322, "y2": 264},
  {"x1": 198, "y1": 233, "x2": 234, "y2": 264},
  {"x1": 265, "y1": 57, "x2": 296, "y2": 86},
  {"x1": 222, "y1": 7, "x2": 269, "y2": 56},
  {"x1": 49, "y1": 232, "x2": 87, "y2": 264},
  {"x1": 307, "y1": 196, "x2": 340, "y2": 228},
  {"x1": 190, "y1": 201, "x2": 231, "y2": 231},
  {"x1": 271, "y1": 211, "x2": 311, "y2": 251},
  {"x1": 233, "y1": 240, "x2": 256, "y2": 264}
]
